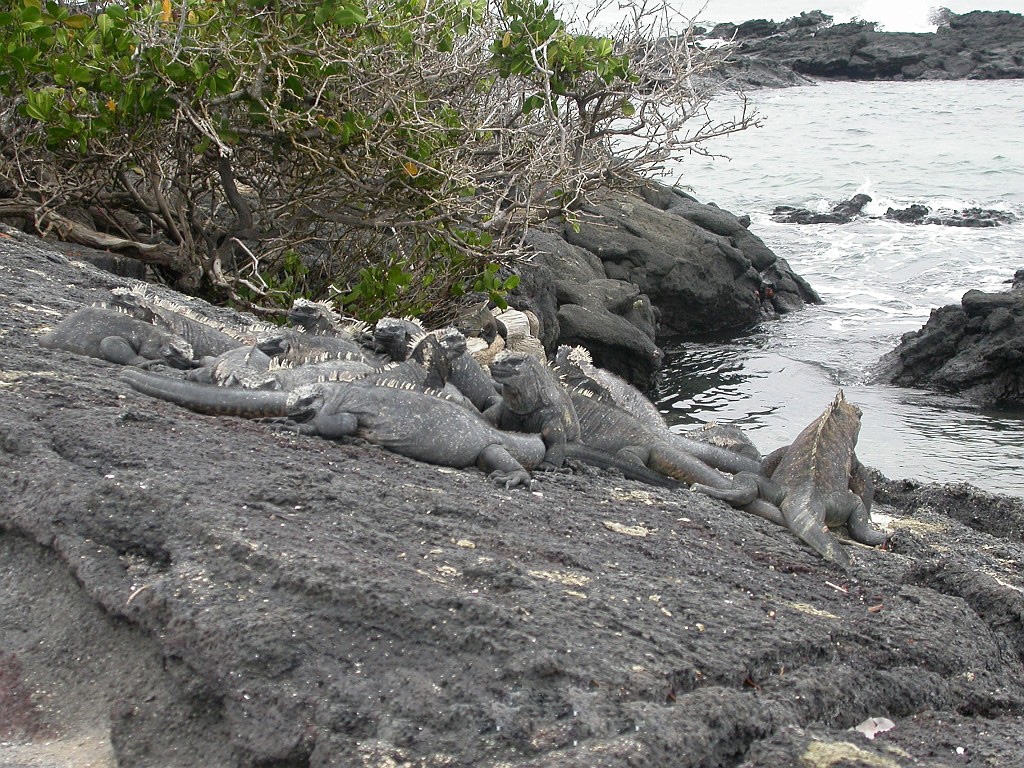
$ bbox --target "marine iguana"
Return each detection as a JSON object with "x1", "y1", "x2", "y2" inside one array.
[
  {"x1": 361, "y1": 333, "x2": 461, "y2": 396},
  {"x1": 433, "y1": 327, "x2": 503, "y2": 417},
  {"x1": 684, "y1": 422, "x2": 761, "y2": 462},
  {"x1": 489, "y1": 351, "x2": 580, "y2": 470},
  {"x1": 566, "y1": 387, "x2": 787, "y2": 522},
  {"x1": 554, "y1": 344, "x2": 761, "y2": 475},
  {"x1": 119, "y1": 370, "x2": 680, "y2": 490},
  {"x1": 39, "y1": 306, "x2": 194, "y2": 368},
  {"x1": 257, "y1": 329, "x2": 374, "y2": 366},
  {"x1": 258, "y1": 354, "x2": 375, "y2": 391},
  {"x1": 286, "y1": 298, "x2": 368, "y2": 339},
  {"x1": 187, "y1": 345, "x2": 273, "y2": 387},
  {"x1": 371, "y1": 316, "x2": 427, "y2": 361},
  {"x1": 554, "y1": 345, "x2": 666, "y2": 431},
  {"x1": 692, "y1": 390, "x2": 889, "y2": 565},
  {"x1": 107, "y1": 289, "x2": 248, "y2": 358}
]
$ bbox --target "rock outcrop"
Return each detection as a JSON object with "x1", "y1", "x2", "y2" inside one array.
[
  {"x1": 875, "y1": 270, "x2": 1024, "y2": 408},
  {"x1": 518, "y1": 183, "x2": 820, "y2": 386},
  {"x1": 773, "y1": 194, "x2": 1017, "y2": 228},
  {"x1": 3, "y1": 227, "x2": 1024, "y2": 767},
  {"x1": 702, "y1": 10, "x2": 1024, "y2": 88}
]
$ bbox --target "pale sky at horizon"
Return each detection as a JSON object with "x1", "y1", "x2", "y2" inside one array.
[{"x1": 570, "y1": 0, "x2": 1024, "y2": 32}]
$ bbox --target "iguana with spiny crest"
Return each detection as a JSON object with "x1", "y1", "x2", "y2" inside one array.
[
  {"x1": 40, "y1": 306, "x2": 194, "y2": 369},
  {"x1": 119, "y1": 370, "x2": 682, "y2": 491},
  {"x1": 693, "y1": 390, "x2": 888, "y2": 565},
  {"x1": 489, "y1": 350, "x2": 580, "y2": 470},
  {"x1": 554, "y1": 344, "x2": 761, "y2": 475}
]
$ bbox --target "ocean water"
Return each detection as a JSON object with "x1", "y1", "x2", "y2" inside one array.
[{"x1": 651, "y1": 80, "x2": 1024, "y2": 496}]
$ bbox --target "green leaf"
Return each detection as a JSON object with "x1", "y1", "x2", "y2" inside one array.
[
  {"x1": 24, "y1": 101, "x2": 49, "y2": 121},
  {"x1": 64, "y1": 13, "x2": 90, "y2": 29},
  {"x1": 522, "y1": 93, "x2": 545, "y2": 114},
  {"x1": 69, "y1": 64, "x2": 95, "y2": 84},
  {"x1": 334, "y1": 6, "x2": 367, "y2": 26}
]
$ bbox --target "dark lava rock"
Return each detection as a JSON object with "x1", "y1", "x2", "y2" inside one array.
[
  {"x1": 703, "y1": 10, "x2": 1024, "y2": 89},
  {"x1": 517, "y1": 182, "x2": 820, "y2": 388},
  {"x1": 774, "y1": 195, "x2": 1017, "y2": 228},
  {"x1": 773, "y1": 193, "x2": 872, "y2": 224},
  {"x1": 3, "y1": 227, "x2": 1024, "y2": 767},
  {"x1": 874, "y1": 271, "x2": 1024, "y2": 407},
  {"x1": 884, "y1": 205, "x2": 1017, "y2": 228}
]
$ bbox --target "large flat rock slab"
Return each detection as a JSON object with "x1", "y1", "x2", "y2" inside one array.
[{"x1": 2, "y1": 229, "x2": 1024, "y2": 766}]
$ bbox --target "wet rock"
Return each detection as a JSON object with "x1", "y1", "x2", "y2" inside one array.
[
  {"x1": 772, "y1": 194, "x2": 872, "y2": 224},
  {"x1": 874, "y1": 273, "x2": 1024, "y2": 407},
  {"x1": 774, "y1": 195, "x2": 1017, "y2": 228},
  {"x1": 885, "y1": 205, "x2": 1016, "y2": 227}
]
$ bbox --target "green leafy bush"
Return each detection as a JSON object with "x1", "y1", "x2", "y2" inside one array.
[{"x1": 0, "y1": 0, "x2": 755, "y2": 323}]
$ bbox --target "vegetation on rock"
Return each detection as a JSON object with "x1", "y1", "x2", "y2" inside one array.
[{"x1": 0, "y1": 0, "x2": 755, "y2": 322}]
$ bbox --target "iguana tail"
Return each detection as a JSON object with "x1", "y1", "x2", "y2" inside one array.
[
  {"x1": 564, "y1": 444, "x2": 682, "y2": 490},
  {"x1": 120, "y1": 369, "x2": 290, "y2": 417}
]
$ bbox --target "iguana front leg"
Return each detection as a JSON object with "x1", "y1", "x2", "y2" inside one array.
[
  {"x1": 99, "y1": 336, "x2": 165, "y2": 368},
  {"x1": 538, "y1": 418, "x2": 569, "y2": 471},
  {"x1": 305, "y1": 411, "x2": 359, "y2": 439},
  {"x1": 478, "y1": 444, "x2": 533, "y2": 490}
]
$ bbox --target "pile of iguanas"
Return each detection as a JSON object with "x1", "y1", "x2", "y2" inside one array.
[{"x1": 39, "y1": 289, "x2": 888, "y2": 566}]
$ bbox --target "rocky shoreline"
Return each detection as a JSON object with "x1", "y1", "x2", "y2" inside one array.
[
  {"x1": 3, "y1": 212, "x2": 1024, "y2": 766},
  {"x1": 515, "y1": 183, "x2": 818, "y2": 387},
  {"x1": 875, "y1": 269, "x2": 1024, "y2": 409},
  {"x1": 699, "y1": 10, "x2": 1024, "y2": 90}
]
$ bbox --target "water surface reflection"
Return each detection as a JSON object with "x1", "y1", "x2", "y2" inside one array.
[{"x1": 654, "y1": 335, "x2": 1024, "y2": 497}]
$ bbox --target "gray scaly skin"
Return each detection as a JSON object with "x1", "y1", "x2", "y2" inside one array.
[
  {"x1": 569, "y1": 387, "x2": 734, "y2": 487},
  {"x1": 554, "y1": 345, "x2": 666, "y2": 432},
  {"x1": 433, "y1": 327, "x2": 503, "y2": 417},
  {"x1": 40, "y1": 306, "x2": 194, "y2": 369},
  {"x1": 121, "y1": 368, "x2": 293, "y2": 416},
  {"x1": 489, "y1": 351, "x2": 580, "y2": 470},
  {"x1": 371, "y1": 316, "x2": 427, "y2": 361},
  {"x1": 286, "y1": 298, "x2": 368, "y2": 340},
  {"x1": 693, "y1": 390, "x2": 888, "y2": 565},
  {"x1": 107, "y1": 290, "x2": 247, "y2": 358},
  {"x1": 684, "y1": 422, "x2": 761, "y2": 462},
  {"x1": 257, "y1": 329, "x2": 375, "y2": 366},
  {"x1": 187, "y1": 345, "x2": 273, "y2": 387},
  {"x1": 361, "y1": 334, "x2": 470, "y2": 409},
  {"x1": 258, "y1": 355, "x2": 375, "y2": 391},
  {"x1": 119, "y1": 371, "x2": 680, "y2": 490},
  {"x1": 554, "y1": 345, "x2": 761, "y2": 475},
  {"x1": 567, "y1": 387, "x2": 785, "y2": 522}
]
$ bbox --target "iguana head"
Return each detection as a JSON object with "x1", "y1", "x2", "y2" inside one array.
[
  {"x1": 286, "y1": 384, "x2": 326, "y2": 421},
  {"x1": 287, "y1": 298, "x2": 338, "y2": 333},
  {"x1": 455, "y1": 301, "x2": 497, "y2": 343},
  {"x1": 489, "y1": 351, "x2": 548, "y2": 411},
  {"x1": 372, "y1": 316, "x2": 424, "y2": 360},
  {"x1": 433, "y1": 327, "x2": 468, "y2": 360},
  {"x1": 256, "y1": 334, "x2": 291, "y2": 358},
  {"x1": 160, "y1": 339, "x2": 195, "y2": 370},
  {"x1": 805, "y1": 389, "x2": 863, "y2": 453},
  {"x1": 552, "y1": 344, "x2": 594, "y2": 385},
  {"x1": 104, "y1": 290, "x2": 156, "y2": 322}
]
